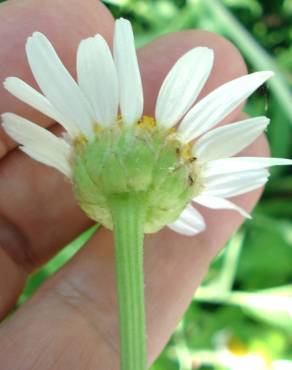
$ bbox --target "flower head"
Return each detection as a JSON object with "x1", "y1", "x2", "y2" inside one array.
[{"x1": 2, "y1": 18, "x2": 291, "y2": 235}]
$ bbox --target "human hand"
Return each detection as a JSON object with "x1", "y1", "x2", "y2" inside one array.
[{"x1": 0, "y1": 0, "x2": 269, "y2": 368}]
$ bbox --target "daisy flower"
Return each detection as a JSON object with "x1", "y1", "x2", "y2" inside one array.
[
  {"x1": 2, "y1": 18, "x2": 291, "y2": 238},
  {"x1": 3, "y1": 17, "x2": 292, "y2": 370}
]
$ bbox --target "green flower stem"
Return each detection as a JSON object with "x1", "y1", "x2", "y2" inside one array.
[{"x1": 110, "y1": 192, "x2": 147, "y2": 370}]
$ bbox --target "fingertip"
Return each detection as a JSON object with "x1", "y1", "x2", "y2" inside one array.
[
  {"x1": 0, "y1": 0, "x2": 114, "y2": 123},
  {"x1": 139, "y1": 29, "x2": 247, "y2": 116}
]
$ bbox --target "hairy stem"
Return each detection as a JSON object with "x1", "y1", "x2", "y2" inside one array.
[{"x1": 110, "y1": 192, "x2": 147, "y2": 370}]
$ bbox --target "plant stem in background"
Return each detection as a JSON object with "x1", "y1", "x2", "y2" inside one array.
[
  {"x1": 201, "y1": 0, "x2": 292, "y2": 126},
  {"x1": 110, "y1": 192, "x2": 147, "y2": 370}
]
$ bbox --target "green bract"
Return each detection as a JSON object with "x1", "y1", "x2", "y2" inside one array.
[{"x1": 72, "y1": 121, "x2": 201, "y2": 233}]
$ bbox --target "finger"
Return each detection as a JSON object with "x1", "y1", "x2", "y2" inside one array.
[{"x1": 140, "y1": 29, "x2": 247, "y2": 119}]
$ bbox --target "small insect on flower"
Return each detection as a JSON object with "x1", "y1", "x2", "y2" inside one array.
[{"x1": 2, "y1": 18, "x2": 292, "y2": 236}]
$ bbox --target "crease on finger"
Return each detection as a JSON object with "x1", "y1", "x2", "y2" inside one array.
[
  {"x1": 0, "y1": 214, "x2": 35, "y2": 272},
  {"x1": 0, "y1": 132, "x2": 9, "y2": 158}
]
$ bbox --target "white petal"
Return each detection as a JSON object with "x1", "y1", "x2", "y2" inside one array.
[
  {"x1": 155, "y1": 47, "x2": 214, "y2": 128},
  {"x1": 114, "y1": 18, "x2": 143, "y2": 125},
  {"x1": 193, "y1": 116, "x2": 269, "y2": 162},
  {"x1": 204, "y1": 157, "x2": 292, "y2": 177},
  {"x1": 179, "y1": 71, "x2": 274, "y2": 142},
  {"x1": 167, "y1": 204, "x2": 206, "y2": 236},
  {"x1": 202, "y1": 169, "x2": 269, "y2": 198},
  {"x1": 26, "y1": 32, "x2": 95, "y2": 138},
  {"x1": 194, "y1": 195, "x2": 251, "y2": 218},
  {"x1": 4, "y1": 77, "x2": 78, "y2": 136},
  {"x1": 2, "y1": 113, "x2": 71, "y2": 177},
  {"x1": 77, "y1": 35, "x2": 119, "y2": 127}
]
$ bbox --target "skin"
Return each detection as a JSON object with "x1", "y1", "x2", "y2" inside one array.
[{"x1": 0, "y1": 0, "x2": 269, "y2": 368}]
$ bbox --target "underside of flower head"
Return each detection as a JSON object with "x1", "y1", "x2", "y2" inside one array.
[
  {"x1": 2, "y1": 18, "x2": 292, "y2": 236},
  {"x1": 73, "y1": 116, "x2": 202, "y2": 233}
]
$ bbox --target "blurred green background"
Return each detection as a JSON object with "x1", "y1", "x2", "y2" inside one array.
[{"x1": 19, "y1": 0, "x2": 292, "y2": 369}]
